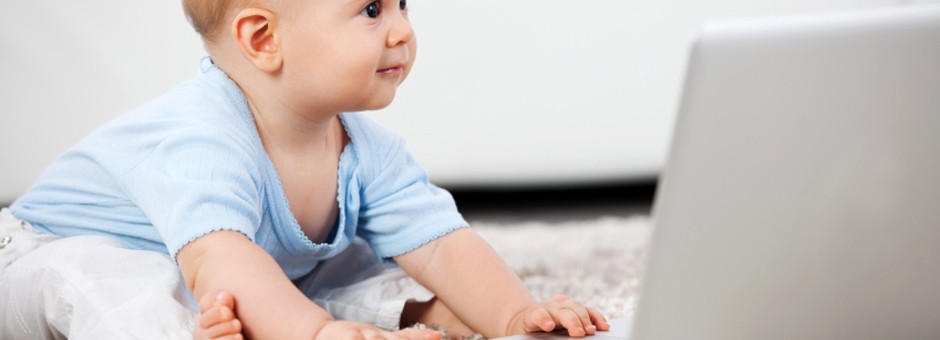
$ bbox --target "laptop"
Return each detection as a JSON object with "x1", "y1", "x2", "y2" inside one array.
[
  {"x1": 634, "y1": 4, "x2": 940, "y2": 340},
  {"x1": 498, "y1": 4, "x2": 940, "y2": 340}
]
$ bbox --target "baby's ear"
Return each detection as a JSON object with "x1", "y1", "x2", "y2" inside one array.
[{"x1": 232, "y1": 8, "x2": 283, "y2": 73}]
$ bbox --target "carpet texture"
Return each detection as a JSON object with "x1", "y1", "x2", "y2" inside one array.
[{"x1": 472, "y1": 215, "x2": 651, "y2": 320}]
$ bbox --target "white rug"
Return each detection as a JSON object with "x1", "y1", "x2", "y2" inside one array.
[{"x1": 472, "y1": 215, "x2": 651, "y2": 320}]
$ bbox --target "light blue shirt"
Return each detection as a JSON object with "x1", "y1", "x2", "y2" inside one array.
[{"x1": 11, "y1": 58, "x2": 468, "y2": 279}]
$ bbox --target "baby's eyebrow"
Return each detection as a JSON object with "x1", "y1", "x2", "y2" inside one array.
[{"x1": 344, "y1": 0, "x2": 371, "y2": 9}]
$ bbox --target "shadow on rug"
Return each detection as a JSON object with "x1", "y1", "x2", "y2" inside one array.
[{"x1": 472, "y1": 215, "x2": 651, "y2": 320}]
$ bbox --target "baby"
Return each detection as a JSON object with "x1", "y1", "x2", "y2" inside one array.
[{"x1": 0, "y1": 0, "x2": 608, "y2": 339}]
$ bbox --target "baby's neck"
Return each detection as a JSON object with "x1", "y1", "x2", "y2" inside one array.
[
  {"x1": 212, "y1": 48, "x2": 346, "y2": 159},
  {"x1": 250, "y1": 100, "x2": 344, "y2": 160}
]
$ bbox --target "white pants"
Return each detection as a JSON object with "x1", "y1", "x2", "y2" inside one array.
[{"x1": 0, "y1": 208, "x2": 433, "y2": 339}]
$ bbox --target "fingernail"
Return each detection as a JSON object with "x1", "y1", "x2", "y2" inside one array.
[{"x1": 216, "y1": 293, "x2": 225, "y2": 302}]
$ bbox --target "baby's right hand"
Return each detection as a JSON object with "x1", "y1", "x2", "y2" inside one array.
[{"x1": 316, "y1": 320, "x2": 441, "y2": 340}]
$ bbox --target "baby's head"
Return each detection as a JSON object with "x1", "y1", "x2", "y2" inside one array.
[{"x1": 181, "y1": 0, "x2": 416, "y2": 115}]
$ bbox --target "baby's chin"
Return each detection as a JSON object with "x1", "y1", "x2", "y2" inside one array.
[{"x1": 354, "y1": 92, "x2": 399, "y2": 113}]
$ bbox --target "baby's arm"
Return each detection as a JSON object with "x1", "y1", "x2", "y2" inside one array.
[
  {"x1": 177, "y1": 230, "x2": 331, "y2": 338},
  {"x1": 394, "y1": 228, "x2": 609, "y2": 338},
  {"x1": 179, "y1": 231, "x2": 442, "y2": 339}
]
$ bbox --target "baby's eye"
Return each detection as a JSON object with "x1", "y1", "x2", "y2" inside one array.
[
  {"x1": 399, "y1": 0, "x2": 407, "y2": 11},
  {"x1": 362, "y1": 1, "x2": 380, "y2": 18}
]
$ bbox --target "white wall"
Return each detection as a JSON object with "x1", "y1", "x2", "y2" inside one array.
[{"x1": 2, "y1": 0, "x2": 936, "y2": 202}]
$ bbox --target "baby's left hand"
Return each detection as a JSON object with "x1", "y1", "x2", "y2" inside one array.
[{"x1": 506, "y1": 295, "x2": 610, "y2": 337}]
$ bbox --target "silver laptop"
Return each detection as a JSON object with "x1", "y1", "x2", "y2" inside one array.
[
  {"x1": 498, "y1": 4, "x2": 940, "y2": 340},
  {"x1": 634, "y1": 5, "x2": 940, "y2": 340}
]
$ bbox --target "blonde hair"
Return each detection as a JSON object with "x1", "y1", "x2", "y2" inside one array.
[{"x1": 182, "y1": 0, "x2": 286, "y2": 42}]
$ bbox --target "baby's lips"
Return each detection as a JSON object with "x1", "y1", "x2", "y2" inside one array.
[{"x1": 376, "y1": 65, "x2": 404, "y2": 74}]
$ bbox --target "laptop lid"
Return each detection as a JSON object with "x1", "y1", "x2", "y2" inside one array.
[{"x1": 634, "y1": 5, "x2": 940, "y2": 340}]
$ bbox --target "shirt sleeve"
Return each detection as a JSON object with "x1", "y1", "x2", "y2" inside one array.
[
  {"x1": 120, "y1": 126, "x2": 263, "y2": 259},
  {"x1": 354, "y1": 120, "x2": 469, "y2": 258}
]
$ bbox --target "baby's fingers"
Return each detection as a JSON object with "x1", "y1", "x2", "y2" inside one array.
[
  {"x1": 543, "y1": 295, "x2": 599, "y2": 337},
  {"x1": 587, "y1": 307, "x2": 610, "y2": 331},
  {"x1": 199, "y1": 292, "x2": 236, "y2": 313},
  {"x1": 561, "y1": 299, "x2": 597, "y2": 335},
  {"x1": 394, "y1": 328, "x2": 442, "y2": 340},
  {"x1": 198, "y1": 304, "x2": 236, "y2": 329},
  {"x1": 212, "y1": 336, "x2": 243, "y2": 340},
  {"x1": 552, "y1": 306, "x2": 589, "y2": 337},
  {"x1": 204, "y1": 319, "x2": 243, "y2": 339},
  {"x1": 523, "y1": 306, "x2": 556, "y2": 333}
]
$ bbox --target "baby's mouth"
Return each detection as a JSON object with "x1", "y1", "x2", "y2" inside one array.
[{"x1": 377, "y1": 65, "x2": 403, "y2": 75}]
